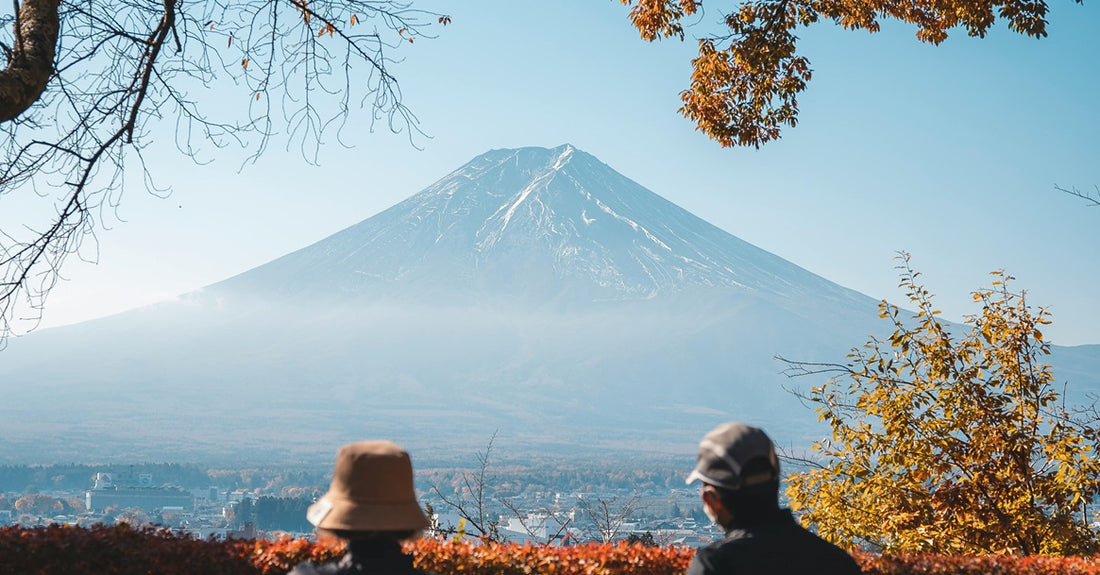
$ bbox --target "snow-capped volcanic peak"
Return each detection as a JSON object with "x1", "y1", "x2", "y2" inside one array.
[{"x1": 214, "y1": 145, "x2": 864, "y2": 305}]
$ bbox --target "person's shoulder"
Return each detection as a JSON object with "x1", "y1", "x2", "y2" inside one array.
[
  {"x1": 287, "y1": 563, "x2": 324, "y2": 575},
  {"x1": 693, "y1": 533, "x2": 758, "y2": 563},
  {"x1": 686, "y1": 531, "x2": 767, "y2": 575},
  {"x1": 778, "y1": 514, "x2": 860, "y2": 573},
  {"x1": 288, "y1": 562, "x2": 436, "y2": 575},
  {"x1": 685, "y1": 539, "x2": 728, "y2": 575}
]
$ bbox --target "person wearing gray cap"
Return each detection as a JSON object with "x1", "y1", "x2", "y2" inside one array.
[
  {"x1": 685, "y1": 423, "x2": 859, "y2": 575},
  {"x1": 290, "y1": 440, "x2": 435, "y2": 575}
]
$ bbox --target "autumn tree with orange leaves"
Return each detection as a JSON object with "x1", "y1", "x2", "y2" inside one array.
[
  {"x1": 12, "y1": 493, "x2": 63, "y2": 517},
  {"x1": 620, "y1": 0, "x2": 1078, "y2": 148},
  {"x1": 781, "y1": 254, "x2": 1100, "y2": 555}
]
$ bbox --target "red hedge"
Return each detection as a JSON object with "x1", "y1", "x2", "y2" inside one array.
[
  {"x1": 0, "y1": 524, "x2": 256, "y2": 574},
  {"x1": 406, "y1": 539, "x2": 693, "y2": 575},
  {"x1": 4, "y1": 524, "x2": 1100, "y2": 575}
]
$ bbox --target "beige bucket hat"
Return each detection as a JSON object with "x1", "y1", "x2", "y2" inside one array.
[{"x1": 306, "y1": 440, "x2": 430, "y2": 532}]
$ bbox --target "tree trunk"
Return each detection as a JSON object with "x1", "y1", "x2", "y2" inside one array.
[{"x1": 0, "y1": 0, "x2": 60, "y2": 123}]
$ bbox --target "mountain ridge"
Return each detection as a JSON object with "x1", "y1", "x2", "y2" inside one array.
[
  {"x1": 3, "y1": 145, "x2": 1097, "y2": 464},
  {"x1": 203, "y1": 144, "x2": 873, "y2": 310}
]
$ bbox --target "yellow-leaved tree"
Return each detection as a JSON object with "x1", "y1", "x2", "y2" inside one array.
[{"x1": 783, "y1": 254, "x2": 1100, "y2": 555}]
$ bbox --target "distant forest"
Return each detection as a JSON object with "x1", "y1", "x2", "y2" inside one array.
[
  {"x1": 231, "y1": 496, "x2": 314, "y2": 532},
  {"x1": 0, "y1": 456, "x2": 690, "y2": 497},
  {"x1": 0, "y1": 463, "x2": 329, "y2": 494},
  {"x1": 420, "y1": 460, "x2": 688, "y2": 499}
]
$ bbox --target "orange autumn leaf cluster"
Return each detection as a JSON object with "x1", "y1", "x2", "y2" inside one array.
[
  {"x1": 620, "y1": 0, "x2": 1066, "y2": 147},
  {"x1": 621, "y1": 0, "x2": 699, "y2": 41},
  {"x1": 407, "y1": 539, "x2": 693, "y2": 575},
  {"x1": 0, "y1": 523, "x2": 256, "y2": 574},
  {"x1": 247, "y1": 535, "x2": 345, "y2": 573},
  {"x1": 292, "y1": 0, "x2": 310, "y2": 24}
]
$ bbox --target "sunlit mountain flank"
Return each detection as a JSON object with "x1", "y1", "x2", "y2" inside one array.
[{"x1": 2, "y1": 145, "x2": 1097, "y2": 464}]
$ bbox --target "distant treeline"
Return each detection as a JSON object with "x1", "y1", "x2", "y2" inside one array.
[
  {"x1": 0, "y1": 464, "x2": 329, "y2": 494},
  {"x1": 2, "y1": 457, "x2": 689, "y2": 498},
  {"x1": 231, "y1": 496, "x2": 313, "y2": 532},
  {"x1": 419, "y1": 458, "x2": 689, "y2": 499},
  {"x1": 0, "y1": 464, "x2": 211, "y2": 493}
]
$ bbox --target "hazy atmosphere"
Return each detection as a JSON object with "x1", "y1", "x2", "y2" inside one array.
[
  {"x1": 4, "y1": 0, "x2": 1100, "y2": 563},
  {"x1": 8, "y1": 0, "x2": 1100, "y2": 346}
]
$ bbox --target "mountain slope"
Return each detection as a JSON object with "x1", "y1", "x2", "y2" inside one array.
[
  {"x1": 3, "y1": 145, "x2": 1092, "y2": 464},
  {"x1": 207, "y1": 144, "x2": 870, "y2": 308}
]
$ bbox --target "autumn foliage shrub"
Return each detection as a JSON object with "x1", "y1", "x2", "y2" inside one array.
[
  {"x1": 407, "y1": 538, "x2": 693, "y2": 575},
  {"x1": 244, "y1": 534, "x2": 345, "y2": 574},
  {"x1": 4, "y1": 525, "x2": 1100, "y2": 574},
  {"x1": 0, "y1": 524, "x2": 692, "y2": 575},
  {"x1": 0, "y1": 523, "x2": 256, "y2": 574},
  {"x1": 853, "y1": 552, "x2": 1100, "y2": 575}
]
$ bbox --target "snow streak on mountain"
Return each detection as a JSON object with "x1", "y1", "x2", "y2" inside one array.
[{"x1": 212, "y1": 144, "x2": 867, "y2": 307}]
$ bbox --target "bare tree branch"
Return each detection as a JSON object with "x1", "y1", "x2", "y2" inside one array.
[
  {"x1": 499, "y1": 497, "x2": 574, "y2": 544},
  {"x1": 430, "y1": 431, "x2": 504, "y2": 543},
  {"x1": 576, "y1": 494, "x2": 640, "y2": 543},
  {"x1": 0, "y1": 0, "x2": 447, "y2": 344},
  {"x1": 1055, "y1": 184, "x2": 1100, "y2": 208}
]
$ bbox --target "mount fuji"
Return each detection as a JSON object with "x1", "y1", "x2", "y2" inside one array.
[{"x1": 2, "y1": 145, "x2": 1095, "y2": 464}]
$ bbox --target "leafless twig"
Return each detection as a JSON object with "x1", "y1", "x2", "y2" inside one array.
[
  {"x1": 431, "y1": 431, "x2": 504, "y2": 542},
  {"x1": 0, "y1": 0, "x2": 447, "y2": 344},
  {"x1": 1055, "y1": 184, "x2": 1100, "y2": 208}
]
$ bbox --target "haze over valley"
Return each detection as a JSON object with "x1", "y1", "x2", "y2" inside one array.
[{"x1": 4, "y1": 145, "x2": 1098, "y2": 465}]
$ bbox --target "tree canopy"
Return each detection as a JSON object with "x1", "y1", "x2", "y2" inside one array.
[
  {"x1": 783, "y1": 254, "x2": 1100, "y2": 555},
  {"x1": 0, "y1": 0, "x2": 446, "y2": 341},
  {"x1": 620, "y1": 0, "x2": 1077, "y2": 148}
]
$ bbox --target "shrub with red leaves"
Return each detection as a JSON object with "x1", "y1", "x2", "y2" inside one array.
[
  {"x1": 407, "y1": 539, "x2": 693, "y2": 575},
  {"x1": 0, "y1": 523, "x2": 255, "y2": 574},
  {"x1": 5, "y1": 525, "x2": 1100, "y2": 575},
  {"x1": 247, "y1": 535, "x2": 344, "y2": 574}
]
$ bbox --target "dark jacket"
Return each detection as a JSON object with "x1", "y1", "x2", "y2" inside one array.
[
  {"x1": 288, "y1": 539, "x2": 433, "y2": 575},
  {"x1": 686, "y1": 509, "x2": 860, "y2": 575}
]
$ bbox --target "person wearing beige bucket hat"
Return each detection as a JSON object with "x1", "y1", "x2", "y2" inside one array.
[{"x1": 289, "y1": 441, "x2": 435, "y2": 575}]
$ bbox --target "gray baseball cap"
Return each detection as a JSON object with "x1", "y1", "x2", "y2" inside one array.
[{"x1": 686, "y1": 423, "x2": 780, "y2": 489}]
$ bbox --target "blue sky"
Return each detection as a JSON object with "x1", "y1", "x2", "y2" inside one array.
[{"x1": 15, "y1": 0, "x2": 1100, "y2": 345}]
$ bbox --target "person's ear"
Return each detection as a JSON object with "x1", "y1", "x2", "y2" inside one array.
[
  {"x1": 704, "y1": 485, "x2": 721, "y2": 507},
  {"x1": 701, "y1": 487, "x2": 721, "y2": 511},
  {"x1": 701, "y1": 486, "x2": 732, "y2": 527}
]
